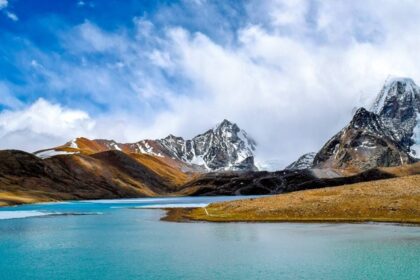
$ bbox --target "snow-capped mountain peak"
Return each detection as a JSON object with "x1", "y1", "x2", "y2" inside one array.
[
  {"x1": 371, "y1": 76, "x2": 419, "y2": 114},
  {"x1": 213, "y1": 119, "x2": 234, "y2": 130},
  {"x1": 312, "y1": 106, "x2": 413, "y2": 171},
  {"x1": 156, "y1": 119, "x2": 257, "y2": 171},
  {"x1": 211, "y1": 119, "x2": 256, "y2": 150},
  {"x1": 370, "y1": 76, "x2": 420, "y2": 156},
  {"x1": 45, "y1": 120, "x2": 258, "y2": 172},
  {"x1": 187, "y1": 120, "x2": 257, "y2": 170}
]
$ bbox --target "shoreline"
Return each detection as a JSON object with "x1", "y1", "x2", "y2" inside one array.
[
  {"x1": 0, "y1": 192, "x2": 190, "y2": 208},
  {"x1": 162, "y1": 207, "x2": 420, "y2": 225},
  {"x1": 163, "y1": 174, "x2": 420, "y2": 224}
]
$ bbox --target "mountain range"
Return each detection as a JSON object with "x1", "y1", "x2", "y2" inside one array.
[
  {"x1": 35, "y1": 119, "x2": 257, "y2": 172},
  {"x1": 33, "y1": 77, "x2": 420, "y2": 174},
  {"x1": 1, "y1": 76, "x2": 420, "y2": 206}
]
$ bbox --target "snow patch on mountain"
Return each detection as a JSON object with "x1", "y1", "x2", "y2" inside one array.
[
  {"x1": 189, "y1": 154, "x2": 208, "y2": 168},
  {"x1": 69, "y1": 139, "x2": 78, "y2": 149},
  {"x1": 285, "y1": 152, "x2": 316, "y2": 170},
  {"x1": 35, "y1": 149, "x2": 77, "y2": 159},
  {"x1": 110, "y1": 142, "x2": 122, "y2": 151},
  {"x1": 410, "y1": 113, "x2": 420, "y2": 157},
  {"x1": 136, "y1": 141, "x2": 164, "y2": 157}
]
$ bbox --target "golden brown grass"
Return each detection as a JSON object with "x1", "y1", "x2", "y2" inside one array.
[
  {"x1": 0, "y1": 191, "x2": 60, "y2": 206},
  {"x1": 164, "y1": 174, "x2": 420, "y2": 224},
  {"x1": 380, "y1": 162, "x2": 420, "y2": 177},
  {"x1": 129, "y1": 153, "x2": 194, "y2": 188},
  {"x1": 56, "y1": 140, "x2": 197, "y2": 190}
]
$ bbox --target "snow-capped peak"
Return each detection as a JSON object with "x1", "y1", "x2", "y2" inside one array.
[
  {"x1": 370, "y1": 76, "x2": 420, "y2": 157},
  {"x1": 46, "y1": 120, "x2": 257, "y2": 171},
  {"x1": 371, "y1": 76, "x2": 419, "y2": 114},
  {"x1": 164, "y1": 134, "x2": 184, "y2": 141},
  {"x1": 384, "y1": 76, "x2": 415, "y2": 87},
  {"x1": 384, "y1": 75, "x2": 416, "y2": 87},
  {"x1": 213, "y1": 119, "x2": 234, "y2": 130},
  {"x1": 211, "y1": 119, "x2": 256, "y2": 150},
  {"x1": 154, "y1": 119, "x2": 257, "y2": 171}
]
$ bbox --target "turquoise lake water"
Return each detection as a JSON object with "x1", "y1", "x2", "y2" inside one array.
[{"x1": 0, "y1": 196, "x2": 419, "y2": 280}]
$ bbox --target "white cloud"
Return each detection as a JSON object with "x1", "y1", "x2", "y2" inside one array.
[
  {"x1": 1, "y1": 0, "x2": 18, "y2": 22},
  {"x1": 0, "y1": 0, "x2": 7, "y2": 10},
  {"x1": 4, "y1": 1, "x2": 420, "y2": 169},
  {"x1": 68, "y1": 21, "x2": 129, "y2": 53},
  {"x1": 269, "y1": 0, "x2": 309, "y2": 27},
  {"x1": 0, "y1": 99, "x2": 95, "y2": 152},
  {"x1": 6, "y1": 11, "x2": 17, "y2": 21},
  {"x1": 136, "y1": 1, "x2": 420, "y2": 168}
]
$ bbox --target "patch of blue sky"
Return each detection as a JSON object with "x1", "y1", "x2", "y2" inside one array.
[{"x1": 0, "y1": 0, "x2": 249, "y2": 115}]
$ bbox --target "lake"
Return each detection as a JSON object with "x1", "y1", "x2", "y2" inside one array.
[{"x1": 0, "y1": 196, "x2": 419, "y2": 280}]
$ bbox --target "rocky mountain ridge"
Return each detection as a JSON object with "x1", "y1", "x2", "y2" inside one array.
[
  {"x1": 2, "y1": 76, "x2": 420, "y2": 206},
  {"x1": 35, "y1": 119, "x2": 257, "y2": 172},
  {"x1": 371, "y1": 77, "x2": 420, "y2": 156},
  {"x1": 285, "y1": 153, "x2": 316, "y2": 170},
  {"x1": 288, "y1": 77, "x2": 420, "y2": 172},
  {"x1": 313, "y1": 108, "x2": 413, "y2": 171},
  {"x1": 3, "y1": 149, "x2": 414, "y2": 206}
]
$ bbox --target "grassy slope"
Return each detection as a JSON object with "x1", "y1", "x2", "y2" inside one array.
[
  {"x1": 164, "y1": 174, "x2": 420, "y2": 223},
  {"x1": 128, "y1": 153, "x2": 194, "y2": 188},
  {"x1": 0, "y1": 150, "x2": 195, "y2": 207},
  {"x1": 0, "y1": 179, "x2": 78, "y2": 207}
]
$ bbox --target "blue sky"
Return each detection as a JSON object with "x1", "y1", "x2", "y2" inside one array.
[
  {"x1": 1, "y1": 0, "x2": 420, "y2": 168},
  {"x1": 0, "y1": 0, "x2": 234, "y2": 110}
]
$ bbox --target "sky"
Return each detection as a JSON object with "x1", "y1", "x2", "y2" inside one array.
[{"x1": 1, "y1": 0, "x2": 420, "y2": 169}]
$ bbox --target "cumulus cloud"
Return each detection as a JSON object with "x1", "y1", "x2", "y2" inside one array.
[
  {"x1": 3, "y1": 1, "x2": 420, "y2": 169},
  {"x1": 140, "y1": 1, "x2": 420, "y2": 168},
  {"x1": 0, "y1": 99, "x2": 95, "y2": 151}
]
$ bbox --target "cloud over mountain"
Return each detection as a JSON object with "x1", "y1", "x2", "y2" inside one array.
[
  {"x1": 2, "y1": 1, "x2": 420, "y2": 168},
  {"x1": 0, "y1": 99, "x2": 94, "y2": 151}
]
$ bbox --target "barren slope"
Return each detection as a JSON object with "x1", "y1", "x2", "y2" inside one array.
[
  {"x1": 0, "y1": 150, "x2": 194, "y2": 206},
  {"x1": 165, "y1": 174, "x2": 420, "y2": 224}
]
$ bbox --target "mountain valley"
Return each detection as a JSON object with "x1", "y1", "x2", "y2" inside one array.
[{"x1": 1, "y1": 77, "x2": 420, "y2": 209}]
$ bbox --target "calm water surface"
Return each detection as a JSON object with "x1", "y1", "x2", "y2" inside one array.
[{"x1": 0, "y1": 196, "x2": 419, "y2": 280}]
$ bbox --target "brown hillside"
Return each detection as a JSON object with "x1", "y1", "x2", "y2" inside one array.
[
  {"x1": 0, "y1": 150, "x2": 192, "y2": 206},
  {"x1": 165, "y1": 174, "x2": 420, "y2": 223}
]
